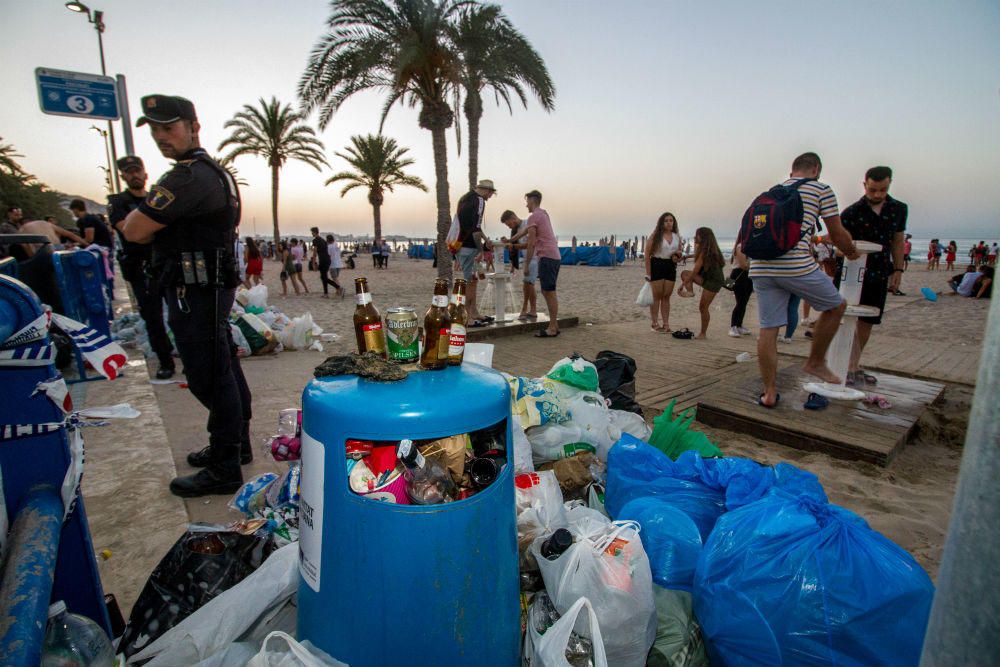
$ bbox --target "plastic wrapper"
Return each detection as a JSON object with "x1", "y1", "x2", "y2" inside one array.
[
  {"x1": 234, "y1": 313, "x2": 279, "y2": 355},
  {"x1": 419, "y1": 434, "x2": 471, "y2": 486},
  {"x1": 119, "y1": 524, "x2": 275, "y2": 658},
  {"x1": 246, "y1": 284, "x2": 269, "y2": 310},
  {"x1": 277, "y1": 312, "x2": 323, "y2": 351},
  {"x1": 230, "y1": 473, "x2": 280, "y2": 515},
  {"x1": 545, "y1": 355, "x2": 600, "y2": 392},
  {"x1": 694, "y1": 491, "x2": 934, "y2": 667}
]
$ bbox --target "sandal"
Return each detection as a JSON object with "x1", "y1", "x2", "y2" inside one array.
[
  {"x1": 757, "y1": 393, "x2": 780, "y2": 408},
  {"x1": 672, "y1": 328, "x2": 694, "y2": 339},
  {"x1": 468, "y1": 319, "x2": 489, "y2": 328},
  {"x1": 804, "y1": 392, "x2": 829, "y2": 410},
  {"x1": 534, "y1": 329, "x2": 560, "y2": 338},
  {"x1": 863, "y1": 393, "x2": 892, "y2": 409},
  {"x1": 859, "y1": 371, "x2": 878, "y2": 385}
]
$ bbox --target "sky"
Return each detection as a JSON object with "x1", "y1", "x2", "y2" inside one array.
[{"x1": 2, "y1": 0, "x2": 999, "y2": 241}]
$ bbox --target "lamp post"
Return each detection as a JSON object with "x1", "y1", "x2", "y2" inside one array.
[
  {"x1": 66, "y1": 1, "x2": 121, "y2": 193},
  {"x1": 90, "y1": 125, "x2": 114, "y2": 193}
]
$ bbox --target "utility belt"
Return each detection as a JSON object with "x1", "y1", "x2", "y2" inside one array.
[{"x1": 154, "y1": 248, "x2": 238, "y2": 290}]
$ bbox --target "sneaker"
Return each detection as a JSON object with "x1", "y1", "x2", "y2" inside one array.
[
  {"x1": 778, "y1": 336, "x2": 792, "y2": 344},
  {"x1": 738, "y1": 327, "x2": 751, "y2": 335},
  {"x1": 187, "y1": 443, "x2": 253, "y2": 467},
  {"x1": 155, "y1": 364, "x2": 175, "y2": 380},
  {"x1": 169, "y1": 467, "x2": 243, "y2": 498},
  {"x1": 728, "y1": 326, "x2": 741, "y2": 338}
]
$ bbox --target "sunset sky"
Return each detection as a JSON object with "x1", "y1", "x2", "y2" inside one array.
[{"x1": 2, "y1": 0, "x2": 998, "y2": 240}]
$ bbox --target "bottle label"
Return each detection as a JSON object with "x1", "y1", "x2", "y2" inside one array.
[
  {"x1": 450, "y1": 293, "x2": 466, "y2": 305},
  {"x1": 604, "y1": 537, "x2": 629, "y2": 557},
  {"x1": 361, "y1": 322, "x2": 385, "y2": 353},
  {"x1": 448, "y1": 324, "x2": 467, "y2": 357},
  {"x1": 436, "y1": 327, "x2": 450, "y2": 359},
  {"x1": 356, "y1": 292, "x2": 372, "y2": 305},
  {"x1": 432, "y1": 295, "x2": 448, "y2": 308},
  {"x1": 561, "y1": 442, "x2": 596, "y2": 458}
]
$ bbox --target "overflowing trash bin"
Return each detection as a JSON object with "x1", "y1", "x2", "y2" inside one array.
[{"x1": 298, "y1": 362, "x2": 520, "y2": 667}]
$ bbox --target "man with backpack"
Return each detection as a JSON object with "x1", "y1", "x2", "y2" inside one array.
[{"x1": 738, "y1": 152, "x2": 859, "y2": 408}]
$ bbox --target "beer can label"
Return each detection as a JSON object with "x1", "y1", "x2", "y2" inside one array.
[
  {"x1": 450, "y1": 294, "x2": 466, "y2": 305},
  {"x1": 432, "y1": 295, "x2": 448, "y2": 308},
  {"x1": 356, "y1": 292, "x2": 372, "y2": 306},
  {"x1": 361, "y1": 322, "x2": 385, "y2": 353},
  {"x1": 436, "y1": 327, "x2": 450, "y2": 358},
  {"x1": 448, "y1": 324, "x2": 466, "y2": 357},
  {"x1": 385, "y1": 317, "x2": 419, "y2": 362}
]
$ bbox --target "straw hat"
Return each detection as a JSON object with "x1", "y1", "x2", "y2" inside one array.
[{"x1": 476, "y1": 179, "x2": 497, "y2": 192}]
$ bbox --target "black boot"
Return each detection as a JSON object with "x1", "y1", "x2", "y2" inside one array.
[
  {"x1": 169, "y1": 465, "x2": 243, "y2": 498},
  {"x1": 187, "y1": 441, "x2": 253, "y2": 467}
]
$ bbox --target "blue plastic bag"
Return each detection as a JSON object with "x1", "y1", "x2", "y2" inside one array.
[
  {"x1": 694, "y1": 490, "x2": 935, "y2": 667},
  {"x1": 617, "y1": 497, "x2": 703, "y2": 592}
]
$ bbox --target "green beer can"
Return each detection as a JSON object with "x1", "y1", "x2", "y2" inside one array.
[{"x1": 385, "y1": 307, "x2": 419, "y2": 363}]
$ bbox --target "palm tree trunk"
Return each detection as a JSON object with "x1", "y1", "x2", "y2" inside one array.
[
  {"x1": 372, "y1": 202, "x2": 382, "y2": 241},
  {"x1": 430, "y1": 125, "x2": 452, "y2": 280},
  {"x1": 271, "y1": 163, "x2": 280, "y2": 246},
  {"x1": 465, "y1": 93, "x2": 482, "y2": 192}
]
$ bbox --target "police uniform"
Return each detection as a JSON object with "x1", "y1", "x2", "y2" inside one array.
[
  {"x1": 108, "y1": 156, "x2": 175, "y2": 378},
  {"x1": 136, "y1": 95, "x2": 252, "y2": 497}
]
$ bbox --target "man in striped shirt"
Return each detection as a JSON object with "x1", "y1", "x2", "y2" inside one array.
[{"x1": 743, "y1": 152, "x2": 859, "y2": 407}]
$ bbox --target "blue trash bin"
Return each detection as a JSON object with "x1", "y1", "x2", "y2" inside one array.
[{"x1": 298, "y1": 363, "x2": 520, "y2": 667}]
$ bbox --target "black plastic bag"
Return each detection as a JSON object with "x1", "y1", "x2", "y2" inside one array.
[
  {"x1": 119, "y1": 524, "x2": 274, "y2": 658},
  {"x1": 591, "y1": 350, "x2": 642, "y2": 414}
]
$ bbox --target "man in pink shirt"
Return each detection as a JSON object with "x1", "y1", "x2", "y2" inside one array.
[{"x1": 520, "y1": 189, "x2": 561, "y2": 337}]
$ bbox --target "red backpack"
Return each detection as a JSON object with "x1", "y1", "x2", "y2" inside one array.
[{"x1": 738, "y1": 178, "x2": 813, "y2": 259}]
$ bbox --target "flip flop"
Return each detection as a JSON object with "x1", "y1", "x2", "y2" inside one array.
[
  {"x1": 672, "y1": 328, "x2": 694, "y2": 339},
  {"x1": 482, "y1": 315, "x2": 496, "y2": 322},
  {"x1": 860, "y1": 371, "x2": 878, "y2": 385},
  {"x1": 525, "y1": 313, "x2": 538, "y2": 319},
  {"x1": 468, "y1": 319, "x2": 489, "y2": 328},
  {"x1": 804, "y1": 392, "x2": 829, "y2": 410},
  {"x1": 757, "y1": 393, "x2": 780, "y2": 408},
  {"x1": 863, "y1": 393, "x2": 892, "y2": 409},
  {"x1": 534, "y1": 329, "x2": 560, "y2": 338}
]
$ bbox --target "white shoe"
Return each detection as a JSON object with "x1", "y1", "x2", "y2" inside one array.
[
  {"x1": 778, "y1": 336, "x2": 792, "y2": 344},
  {"x1": 728, "y1": 326, "x2": 741, "y2": 338},
  {"x1": 738, "y1": 327, "x2": 751, "y2": 335}
]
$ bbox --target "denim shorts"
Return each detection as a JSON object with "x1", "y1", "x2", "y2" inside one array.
[
  {"x1": 457, "y1": 247, "x2": 477, "y2": 282},
  {"x1": 753, "y1": 269, "x2": 844, "y2": 329},
  {"x1": 523, "y1": 257, "x2": 539, "y2": 284}
]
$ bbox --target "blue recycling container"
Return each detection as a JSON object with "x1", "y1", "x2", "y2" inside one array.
[
  {"x1": 298, "y1": 363, "x2": 519, "y2": 667},
  {"x1": 51, "y1": 249, "x2": 113, "y2": 335}
]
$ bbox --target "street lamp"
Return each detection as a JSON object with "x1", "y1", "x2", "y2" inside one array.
[
  {"x1": 90, "y1": 125, "x2": 114, "y2": 194},
  {"x1": 66, "y1": 1, "x2": 121, "y2": 192}
]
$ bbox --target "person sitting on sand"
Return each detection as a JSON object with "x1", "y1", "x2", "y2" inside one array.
[
  {"x1": 972, "y1": 265, "x2": 993, "y2": 298},
  {"x1": 643, "y1": 211, "x2": 682, "y2": 332},
  {"x1": 949, "y1": 265, "x2": 981, "y2": 296},
  {"x1": 741, "y1": 152, "x2": 859, "y2": 408},
  {"x1": 677, "y1": 226, "x2": 725, "y2": 339}
]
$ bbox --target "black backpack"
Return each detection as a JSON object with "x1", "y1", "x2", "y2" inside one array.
[{"x1": 738, "y1": 178, "x2": 813, "y2": 259}]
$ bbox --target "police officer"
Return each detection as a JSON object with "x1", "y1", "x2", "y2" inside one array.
[
  {"x1": 121, "y1": 94, "x2": 252, "y2": 497},
  {"x1": 108, "y1": 155, "x2": 176, "y2": 380}
]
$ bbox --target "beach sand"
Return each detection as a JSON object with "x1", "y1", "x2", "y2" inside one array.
[{"x1": 89, "y1": 251, "x2": 985, "y2": 610}]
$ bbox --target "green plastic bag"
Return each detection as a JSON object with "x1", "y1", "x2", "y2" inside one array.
[
  {"x1": 545, "y1": 356, "x2": 600, "y2": 392},
  {"x1": 646, "y1": 587, "x2": 709, "y2": 667},
  {"x1": 648, "y1": 400, "x2": 722, "y2": 460}
]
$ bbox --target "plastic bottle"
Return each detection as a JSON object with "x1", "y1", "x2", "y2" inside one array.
[{"x1": 42, "y1": 600, "x2": 115, "y2": 667}]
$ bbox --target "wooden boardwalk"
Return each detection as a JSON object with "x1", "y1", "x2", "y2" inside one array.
[{"x1": 695, "y1": 364, "x2": 944, "y2": 466}]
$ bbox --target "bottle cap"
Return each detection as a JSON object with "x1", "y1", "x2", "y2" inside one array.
[
  {"x1": 550, "y1": 528, "x2": 573, "y2": 551},
  {"x1": 48, "y1": 600, "x2": 67, "y2": 618}
]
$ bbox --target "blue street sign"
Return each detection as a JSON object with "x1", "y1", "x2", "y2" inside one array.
[{"x1": 35, "y1": 67, "x2": 120, "y2": 121}]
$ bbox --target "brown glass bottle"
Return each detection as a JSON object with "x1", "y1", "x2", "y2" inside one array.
[
  {"x1": 420, "y1": 278, "x2": 451, "y2": 370},
  {"x1": 353, "y1": 277, "x2": 386, "y2": 357},
  {"x1": 447, "y1": 279, "x2": 468, "y2": 366}
]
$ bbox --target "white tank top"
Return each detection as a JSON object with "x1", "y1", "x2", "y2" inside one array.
[{"x1": 653, "y1": 234, "x2": 680, "y2": 259}]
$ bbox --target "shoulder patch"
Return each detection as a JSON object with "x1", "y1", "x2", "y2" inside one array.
[{"x1": 146, "y1": 185, "x2": 175, "y2": 211}]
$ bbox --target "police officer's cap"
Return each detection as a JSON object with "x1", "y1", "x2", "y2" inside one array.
[
  {"x1": 136, "y1": 95, "x2": 198, "y2": 127},
  {"x1": 117, "y1": 155, "x2": 144, "y2": 171}
]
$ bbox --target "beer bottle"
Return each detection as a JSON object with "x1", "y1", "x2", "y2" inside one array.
[
  {"x1": 420, "y1": 278, "x2": 451, "y2": 370},
  {"x1": 447, "y1": 278, "x2": 469, "y2": 365},
  {"x1": 353, "y1": 277, "x2": 386, "y2": 357}
]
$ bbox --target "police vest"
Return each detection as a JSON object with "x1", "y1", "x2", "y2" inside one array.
[{"x1": 151, "y1": 151, "x2": 241, "y2": 288}]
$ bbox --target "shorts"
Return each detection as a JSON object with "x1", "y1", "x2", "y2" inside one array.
[
  {"x1": 523, "y1": 257, "x2": 539, "y2": 284},
  {"x1": 700, "y1": 265, "x2": 725, "y2": 293},
  {"x1": 649, "y1": 257, "x2": 677, "y2": 282},
  {"x1": 293, "y1": 262, "x2": 303, "y2": 273},
  {"x1": 457, "y1": 247, "x2": 478, "y2": 282},
  {"x1": 753, "y1": 269, "x2": 844, "y2": 329},
  {"x1": 538, "y1": 257, "x2": 560, "y2": 292}
]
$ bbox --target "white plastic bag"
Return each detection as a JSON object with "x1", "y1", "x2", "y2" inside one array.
[
  {"x1": 445, "y1": 214, "x2": 462, "y2": 252},
  {"x1": 636, "y1": 281, "x2": 653, "y2": 307},
  {"x1": 525, "y1": 597, "x2": 609, "y2": 667},
  {"x1": 231, "y1": 323, "x2": 252, "y2": 358},
  {"x1": 511, "y1": 420, "x2": 535, "y2": 473},
  {"x1": 134, "y1": 543, "x2": 300, "y2": 666},
  {"x1": 516, "y1": 471, "x2": 568, "y2": 570},
  {"x1": 566, "y1": 392, "x2": 621, "y2": 460},
  {"x1": 608, "y1": 409, "x2": 651, "y2": 441},
  {"x1": 526, "y1": 422, "x2": 592, "y2": 465},
  {"x1": 247, "y1": 632, "x2": 347, "y2": 667},
  {"x1": 278, "y1": 312, "x2": 323, "y2": 351},
  {"x1": 247, "y1": 284, "x2": 269, "y2": 310},
  {"x1": 534, "y1": 520, "x2": 657, "y2": 667}
]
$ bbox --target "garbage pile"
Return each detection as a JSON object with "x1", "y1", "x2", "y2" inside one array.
[
  {"x1": 110, "y1": 312, "x2": 171, "y2": 361},
  {"x1": 232, "y1": 284, "x2": 328, "y2": 355}
]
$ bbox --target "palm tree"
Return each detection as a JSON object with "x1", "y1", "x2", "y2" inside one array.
[
  {"x1": 449, "y1": 5, "x2": 555, "y2": 190},
  {"x1": 326, "y1": 134, "x2": 427, "y2": 240},
  {"x1": 299, "y1": 0, "x2": 466, "y2": 278},
  {"x1": 218, "y1": 97, "x2": 328, "y2": 245},
  {"x1": 0, "y1": 138, "x2": 34, "y2": 183}
]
